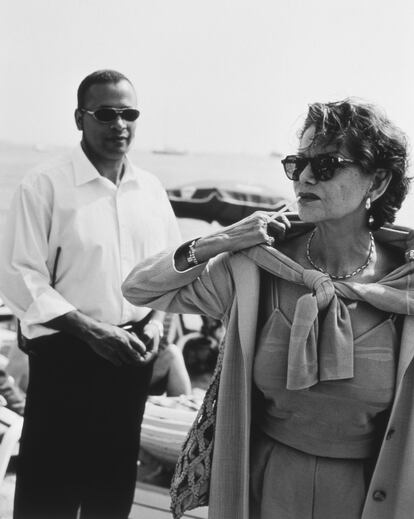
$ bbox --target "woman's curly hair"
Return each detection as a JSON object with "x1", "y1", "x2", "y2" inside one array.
[{"x1": 300, "y1": 98, "x2": 411, "y2": 229}]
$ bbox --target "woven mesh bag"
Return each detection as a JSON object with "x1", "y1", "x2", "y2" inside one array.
[{"x1": 170, "y1": 342, "x2": 224, "y2": 519}]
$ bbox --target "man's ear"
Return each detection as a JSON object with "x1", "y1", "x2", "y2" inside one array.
[
  {"x1": 370, "y1": 169, "x2": 392, "y2": 202},
  {"x1": 74, "y1": 109, "x2": 83, "y2": 131}
]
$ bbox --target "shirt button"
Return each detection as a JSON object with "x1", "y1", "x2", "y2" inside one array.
[
  {"x1": 373, "y1": 490, "x2": 386, "y2": 502},
  {"x1": 386, "y1": 428, "x2": 395, "y2": 440}
]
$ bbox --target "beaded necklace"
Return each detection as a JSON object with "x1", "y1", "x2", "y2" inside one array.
[{"x1": 306, "y1": 229, "x2": 375, "y2": 280}]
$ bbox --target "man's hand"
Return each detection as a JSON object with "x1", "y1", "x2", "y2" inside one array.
[
  {"x1": 138, "y1": 321, "x2": 163, "y2": 364},
  {"x1": 86, "y1": 322, "x2": 149, "y2": 367},
  {"x1": 45, "y1": 310, "x2": 151, "y2": 367}
]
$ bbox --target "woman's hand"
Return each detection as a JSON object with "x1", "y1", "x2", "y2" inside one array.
[
  {"x1": 174, "y1": 211, "x2": 292, "y2": 271},
  {"x1": 223, "y1": 210, "x2": 292, "y2": 252},
  {"x1": 203, "y1": 211, "x2": 290, "y2": 253}
]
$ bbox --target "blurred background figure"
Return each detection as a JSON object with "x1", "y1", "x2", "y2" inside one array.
[
  {"x1": 182, "y1": 316, "x2": 222, "y2": 390},
  {"x1": 149, "y1": 313, "x2": 192, "y2": 397},
  {"x1": 0, "y1": 368, "x2": 25, "y2": 417}
]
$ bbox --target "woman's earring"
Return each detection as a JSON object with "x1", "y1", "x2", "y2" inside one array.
[{"x1": 365, "y1": 197, "x2": 371, "y2": 210}]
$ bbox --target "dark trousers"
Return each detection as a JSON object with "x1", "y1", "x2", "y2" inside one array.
[{"x1": 13, "y1": 332, "x2": 153, "y2": 519}]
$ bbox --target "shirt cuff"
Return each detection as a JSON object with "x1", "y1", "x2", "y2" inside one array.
[{"x1": 22, "y1": 286, "x2": 76, "y2": 338}]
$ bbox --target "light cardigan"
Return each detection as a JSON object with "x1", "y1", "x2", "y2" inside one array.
[{"x1": 122, "y1": 224, "x2": 414, "y2": 519}]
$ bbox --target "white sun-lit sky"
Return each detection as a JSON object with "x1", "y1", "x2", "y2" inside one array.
[{"x1": 1, "y1": 0, "x2": 414, "y2": 155}]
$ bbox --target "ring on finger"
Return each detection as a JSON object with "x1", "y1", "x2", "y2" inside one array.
[{"x1": 264, "y1": 234, "x2": 275, "y2": 246}]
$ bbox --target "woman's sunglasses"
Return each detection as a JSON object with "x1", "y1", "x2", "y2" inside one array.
[
  {"x1": 281, "y1": 154, "x2": 356, "y2": 181},
  {"x1": 80, "y1": 107, "x2": 140, "y2": 123}
]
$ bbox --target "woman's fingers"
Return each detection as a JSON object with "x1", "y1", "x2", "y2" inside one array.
[
  {"x1": 222, "y1": 210, "x2": 292, "y2": 252},
  {"x1": 270, "y1": 212, "x2": 291, "y2": 228},
  {"x1": 256, "y1": 211, "x2": 290, "y2": 246},
  {"x1": 268, "y1": 219, "x2": 289, "y2": 237}
]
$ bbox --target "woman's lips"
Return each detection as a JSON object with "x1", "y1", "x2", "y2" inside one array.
[{"x1": 297, "y1": 192, "x2": 320, "y2": 202}]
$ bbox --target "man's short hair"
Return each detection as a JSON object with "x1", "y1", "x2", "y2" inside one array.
[{"x1": 77, "y1": 70, "x2": 133, "y2": 108}]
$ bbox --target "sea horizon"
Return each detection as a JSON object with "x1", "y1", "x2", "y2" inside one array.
[{"x1": 0, "y1": 141, "x2": 412, "y2": 239}]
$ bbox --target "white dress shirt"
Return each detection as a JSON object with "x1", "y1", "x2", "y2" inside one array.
[{"x1": 0, "y1": 144, "x2": 181, "y2": 339}]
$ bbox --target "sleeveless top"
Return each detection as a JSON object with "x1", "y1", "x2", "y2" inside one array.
[{"x1": 253, "y1": 273, "x2": 400, "y2": 459}]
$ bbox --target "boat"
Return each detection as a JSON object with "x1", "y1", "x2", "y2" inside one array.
[
  {"x1": 152, "y1": 148, "x2": 188, "y2": 156},
  {"x1": 167, "y1": 179, "x2": 293, "y2": 226}
]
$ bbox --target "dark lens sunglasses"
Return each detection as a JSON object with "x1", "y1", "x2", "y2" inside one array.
[
  {"x1": 80, "y1": 107, "x2": 140, "y2": 123},
  {"x1": 281, "y1": 154, "x2": 356, "y2": 181}
]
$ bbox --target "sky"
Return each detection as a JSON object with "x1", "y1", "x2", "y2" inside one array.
[{"x1": 1, "y1": 0, "x2": 414, "y2": 155}]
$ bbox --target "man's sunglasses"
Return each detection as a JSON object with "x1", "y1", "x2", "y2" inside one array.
[
  {"x1": 281, "y1": 154, "x2": 356, "y2": 181},
  {"x1": 80, "y1": 107, "x2": 140, "y2": 123}
]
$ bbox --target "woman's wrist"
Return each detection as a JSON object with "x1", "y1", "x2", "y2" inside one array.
[
  {"x1": 174, "y1": 239, "x2": 203, "y2": 272},
  {"x1": 174, "y1": 230, "x2": 240, "y2": 272},
  {"x1": 186, "y1": 238, "x2": 201, "y2": 267},
  {"x1": 195, "y1": 231, "x2": 240, "y2": 257}
]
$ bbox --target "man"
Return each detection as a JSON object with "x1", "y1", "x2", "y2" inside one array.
[{"x1": 0, "y1": 70, "x2": 181, "y2": 518}]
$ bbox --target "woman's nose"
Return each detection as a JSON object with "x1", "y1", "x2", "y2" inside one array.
[{"x1": 297, "y1": 163, "x2": 317, "y2": 184}]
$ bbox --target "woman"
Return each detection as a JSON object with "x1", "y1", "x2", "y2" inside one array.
[{"x1": 122, "y1": 99, "x2": 414, "y2": 519}]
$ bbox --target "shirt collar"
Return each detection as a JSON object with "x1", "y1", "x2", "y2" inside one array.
[
  {"x1": 120, "y1": 155, "x2": 141, "y2": 186},
  {"x1": 374, "y1": 224, "x2": 414, "y2": 257},
  {"x1": 71, "y1": 144, "x2": 140, "y2": 188},
  {"x1": 71, "y1": 144, "x2": 101, "y2": 186}
]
